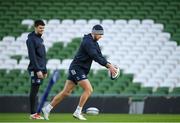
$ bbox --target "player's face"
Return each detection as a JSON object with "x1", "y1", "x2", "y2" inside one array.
[
  {"x1": 94, "y1": 34, "x2": 102, "y2": 41},
  {"x1": 35, "y1": 25, "x2": 45, "y2": 35}
]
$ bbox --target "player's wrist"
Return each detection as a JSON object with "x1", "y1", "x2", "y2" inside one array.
[{"x1": 105, "y1": 62, "x2": 111, "y2": 68}]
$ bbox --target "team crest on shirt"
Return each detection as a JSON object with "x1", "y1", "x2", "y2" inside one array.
[{"x1": 82, "y1": 75, "x2": 86, "y2": 79}]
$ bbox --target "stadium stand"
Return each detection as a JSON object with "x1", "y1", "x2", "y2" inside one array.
[{"x1": 0, "y1": 0, "x2": 180, "y2": 98}]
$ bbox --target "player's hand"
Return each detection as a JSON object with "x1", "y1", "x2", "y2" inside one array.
[
  {"x1": 37, "y1": 71, "x2": 44, "y2": 79},
  {"x1": 43, "y1": 73, "x2": 48, "y2": 78},
  {"x1": 108, "y1": 64, "x2": 117, "y2": 76}
]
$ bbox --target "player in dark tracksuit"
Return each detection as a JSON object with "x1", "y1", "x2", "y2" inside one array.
[
  {"x1": 26, "y1": 20, "x2": 47, "y2": 120},
  {"x1": 42, "y1": 25, "x2": 117, "y2": 120},
  {"x1": 68, "y1": 33, "x2": 109, "y2": 84}
]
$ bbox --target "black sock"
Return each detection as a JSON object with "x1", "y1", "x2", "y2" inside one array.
[{"x1": 29, "y1": 84, "x2": 40, "y2": 114}]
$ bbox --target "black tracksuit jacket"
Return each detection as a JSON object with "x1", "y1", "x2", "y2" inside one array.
[
  {"x1": 26, "y1": 31, "x2": 47, "y2": 73},
  {"x1": 70, "y1": 33, "x2": 108, "y2": 74}
]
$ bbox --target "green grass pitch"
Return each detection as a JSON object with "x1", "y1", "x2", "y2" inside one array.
[{"x1": 0, "y1": 113, "x2": 180, "y2": 122}]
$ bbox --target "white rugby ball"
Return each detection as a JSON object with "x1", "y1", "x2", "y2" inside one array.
[
  {"x1": 86, "y1": 107, "x2": 99, "y2": 115},
  {"x1": 109, "y1": 67, "x2": 120, "y2": 80}
]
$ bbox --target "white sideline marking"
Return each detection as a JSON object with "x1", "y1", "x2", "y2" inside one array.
[{"x1": 0, "y1": 121, "x2": 180, "y2": 123}]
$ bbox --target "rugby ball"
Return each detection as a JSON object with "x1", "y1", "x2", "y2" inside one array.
[
  {"x1": 109, "y1": 67, "x2": 120, "y2": 80},
  {"x1": 86, "y1": 107, "x2": 99, "y2": 115}
]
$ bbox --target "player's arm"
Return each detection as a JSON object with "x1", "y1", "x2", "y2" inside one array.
[
  {"x1": 43, "y1": 58, "x2": 48, "y2": 76},
  {"x1": 84, "y1": 40, "x2": 117, "y2": 75},
  {"x1": 26, "y1": 39, "x2": 43, "y2": 78},
  {"x1": 85, "y1": 43, "x2": 117, "y2": 75},
  {"x1": 43, "y1": 65, "x2": 48, "y2": 78},
  {"x1": 84, "y1": 40, "x2": 108, "y2": 67}
]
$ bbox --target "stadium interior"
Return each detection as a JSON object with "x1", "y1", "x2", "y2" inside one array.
[{"x1": 0, "y1": 0, "x2": 180, "y2": 103}]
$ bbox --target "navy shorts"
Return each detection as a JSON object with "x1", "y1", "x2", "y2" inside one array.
[
  {"x1": 29, "y1": 71, "x2": 43, "y2": 85},
  {"x1": 67, "y1": 67, "x2": 87, "y2": 85}
]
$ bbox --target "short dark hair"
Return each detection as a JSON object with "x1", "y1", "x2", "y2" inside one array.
[{"x1": 34, "y1": 20, "x2": 45, "y2": 27}]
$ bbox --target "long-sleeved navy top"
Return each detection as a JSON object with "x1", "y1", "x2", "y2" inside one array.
[
  {"x1": 26, "y1": 31, "x2": 47, "y2": 73},
  {"x1": 70, "y1": 33, "x2": 108, "y2": 74}
]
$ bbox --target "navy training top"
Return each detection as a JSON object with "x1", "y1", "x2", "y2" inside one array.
[
  {"x1": 70, "y1": 33, "x2": 108, "y2": 74},
  {"x1": 26, "y1": 31, "x2": 47, "y2": 73}
]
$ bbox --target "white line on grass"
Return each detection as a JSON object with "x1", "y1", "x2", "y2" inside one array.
[{"x1": 0, "y1": 121, "x2": 180, "y2": 123}]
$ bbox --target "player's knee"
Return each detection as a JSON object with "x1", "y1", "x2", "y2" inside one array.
[
  {"x1": 90, "y1": 87, "x2": 93, "y2": 94},
  {"x1": 62, "y1": 91, "x2": 71, "y2": 97},
  {"x1": 85, "y1": 87, "x2": 93, "y2": 96}
]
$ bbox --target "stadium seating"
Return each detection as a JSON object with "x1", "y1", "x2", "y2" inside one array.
[{"x1": 0, "y1": 0, "x2": 180, "y2": 98}]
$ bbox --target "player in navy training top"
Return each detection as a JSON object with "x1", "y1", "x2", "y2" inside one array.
[
  {"x1": 42, "y1": 25, "x2": 117, "y2": 120},
  {"x1": 26, "y1": 20, "x2": 47, "y2": 120}
]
